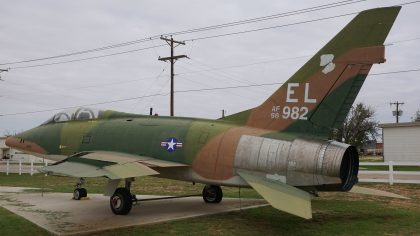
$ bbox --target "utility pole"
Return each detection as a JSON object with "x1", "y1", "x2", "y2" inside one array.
[
  {"x1": 158, "y1": 36, "x2": 188, "y2": 116},
  {"x1": 0, "y1": 68, "x2": 9, "y2": 81},
  {"x1": 390, "y1": 101, "x2": 404, "y2": 123}
]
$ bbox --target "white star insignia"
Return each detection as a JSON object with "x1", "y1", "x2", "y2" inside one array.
[{"x1": 167, "y1": 138, "x2": 176, "y2": 151}]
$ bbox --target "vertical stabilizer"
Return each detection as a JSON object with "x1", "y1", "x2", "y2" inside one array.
[{"x1": 223, "y1": 7, "x2": 401, "y2": 137}]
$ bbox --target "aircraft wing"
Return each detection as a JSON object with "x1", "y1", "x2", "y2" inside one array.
[
  {"x1": 237, "y1": 170, "x2": 314, "y2": 219},
  {"x1": 41, "y1": 151, "x2": 187, "y2": 179}
]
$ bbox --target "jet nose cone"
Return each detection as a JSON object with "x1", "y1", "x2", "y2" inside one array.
[
  {"x1": 5, "y1": 136, "x2": 47, "y2": 155},
  {"x1": 5, "y1": 136, "x2": 18, "y2": 148}
]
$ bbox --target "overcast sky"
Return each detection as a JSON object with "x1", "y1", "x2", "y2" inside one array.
[{"x1": 1, "y1": 0, "x2": 419, "y2": 135}]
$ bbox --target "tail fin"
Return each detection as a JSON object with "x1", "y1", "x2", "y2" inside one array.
[{"x1": 223, "y1": 7, "x2": 401, "y2": 137}]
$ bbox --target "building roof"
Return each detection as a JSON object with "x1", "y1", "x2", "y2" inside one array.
[{"x1": 380, "y1": 122, "x2": 420, "y2": 128}]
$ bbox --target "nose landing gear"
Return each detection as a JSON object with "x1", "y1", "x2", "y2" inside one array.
[{"x1": 73, "y1": 178, "x2": 87, "y2": 200}]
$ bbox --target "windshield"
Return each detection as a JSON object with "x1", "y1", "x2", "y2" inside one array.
[{"x1": 42, "y1": 107, "x2": 104, "y2": 125}]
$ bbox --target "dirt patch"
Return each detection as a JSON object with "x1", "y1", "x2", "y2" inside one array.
[{"x1": 319, "y1": 183, "x2": 420, "y2": 211}]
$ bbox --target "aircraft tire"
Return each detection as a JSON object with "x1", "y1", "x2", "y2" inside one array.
[
  {"x1": 202, "y1": 185, "x2": 223, "y2": 203},
  {"x1": 80, "y1": 188, "x2": 87, "y2": 198},
  {"x1": 73, "y1": 188, "x2": 82, "y2": 200},
  {"x1": 73, "y1": 188, "x2": 87, "y2": 200},
  {"x1": 110, "y1": 187, "x2": 132, "y2": 215}
]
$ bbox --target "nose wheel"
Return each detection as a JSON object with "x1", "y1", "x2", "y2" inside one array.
[
  {"x1": 73, "y1": 178, "x2": 87, "y2": 200},
  {"x1": 202, "y1": 185, "x2": 223, "y2": 203},
  {"x1": 73, "y1": 188, "x2": 87, "y2": 200}
]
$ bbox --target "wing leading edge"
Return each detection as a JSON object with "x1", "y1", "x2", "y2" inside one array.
[{"x1": 41, "y1": 151, "x2": 187, "y2": 179}]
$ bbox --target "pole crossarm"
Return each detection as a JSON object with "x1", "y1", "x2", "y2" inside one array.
[
  {"x1": 160, "y1": 36, "x2": 185, "y2": 45},
  {"x1": 158, "y1": 55, "x2": 188, "y2": 62}
]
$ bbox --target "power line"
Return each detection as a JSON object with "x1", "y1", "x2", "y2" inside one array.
[
  {"x1": 181, "y1": 0, "x2": 420, "y2": 41},
  {"x1": 179, "y1": 55, "x2": 310, "y2": 75},
  {"x1": 5, "y1": 1, "x2": 420, "y2": 70},
  {"x1": 5, "y1": 11, "x2": 357, "y2": 70},
  {"x1": 132, "y1": 65, "x2": 169, "y2": 113},
  {"x1": 165, "y1": 0, "x2": 367, "y2": 37},
  {"x1": 369, "y1": 68, "x2": 420, "y2": 76},
  {"x1": 0, "y1": 82, "x2": 283, "y2": 117},
  {"x1": 0, "y1": 0, "x2": 368, "y2": 66},
  {"x1": 177, "y1": 62, "x2": 263, "y2": 101},
  {"x1": 184, "y1": 12, "x2": 355, "y2": 42},
  {"x1": 0, "y1": 38, "x2": 159, "y2": 66},
  {"x1": 9, "y1": 44, "x2": 166, "y2": 70},
  {"x1": 386, "y1": 37, "x2": 420, "y2": 45},
  {"x1": 2, "y1": 65, "x2": 420, "y2": 117}
]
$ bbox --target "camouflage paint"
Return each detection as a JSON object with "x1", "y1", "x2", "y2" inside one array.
[{"x1": 7, "y1": 7, "x2": 401, "y2": 182}]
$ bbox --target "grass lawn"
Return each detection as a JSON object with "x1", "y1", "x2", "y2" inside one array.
[
  {"x1": 359, "y1": 155, "x2": 384, "y2": 162},
  {"x1": 359, "y1": 165, "x2": 420, "y2": 171},
  {"x1": 0, "y1": 173, "x2": 259, "y2": 198},
  {"x1": 359, "y1": 155, "x2": 420, "y2": 171},
  {"x1": 1, "y1": 174, "x2": 419, "y2": 235},
  {"x1": 0, "y1": 206, "x2": 49, "y2": 235}
]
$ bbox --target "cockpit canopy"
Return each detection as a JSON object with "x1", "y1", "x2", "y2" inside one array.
[{"x1": 42, "y1": 107, "x2": 104, "y2": 125}]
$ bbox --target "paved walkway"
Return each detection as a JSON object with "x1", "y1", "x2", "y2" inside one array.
[
  {"x1": 0, "y1": 188, "x2": 267, "y2": 235},
  {"x1": 359, "y1": 172, "x2": 420, "y2": 183}
]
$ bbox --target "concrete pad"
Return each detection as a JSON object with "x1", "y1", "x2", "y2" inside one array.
[
  {"x1": 0, "y1": 186, "x2": 40, "y2": 193},
  {"x1": 0, "y1": 191, "x2": 267, "y2": 235},
  {"x1": 359, "y1": 172, "x2": 420, "y2": 181}
]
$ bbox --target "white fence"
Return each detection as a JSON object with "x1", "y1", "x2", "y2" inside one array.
[
  {"x1": 0, "y1": 159, "x2": 49, "y2": 176},
  {"x1": 1, "y1": 159, "x2": 419, "y2": 185},
  {"x1": 359, "y1": 161, "x2": 420, "y2": 185}
]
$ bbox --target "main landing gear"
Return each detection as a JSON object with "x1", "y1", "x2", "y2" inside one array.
[
  {"x1": 75, "y1": 178, "x2": 223, "y2": 215},
  {"x1": 110, "y1": 178, "x2": 137, "y2": 215},
  {"x1": 73, "y1": 178, "x2": 87, "y2": 200},
  {"x1": 202, "y1": 185, "x2": 223, "y2": 203}
]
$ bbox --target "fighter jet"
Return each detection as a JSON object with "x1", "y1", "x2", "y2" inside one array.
[{"x1": 6, "y1": 7, "x2": 402, "y2": 219}]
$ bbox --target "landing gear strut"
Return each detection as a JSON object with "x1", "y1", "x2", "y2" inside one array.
[
  {"x1": 73, "y1": 178, "x2": 87, "y2": 200},
  {"x1": 202, "y1": 185, "x2": 223, "y2": 203},
  {"x1": 110, "y1": 178, "x2": 137, "y2": 215}
]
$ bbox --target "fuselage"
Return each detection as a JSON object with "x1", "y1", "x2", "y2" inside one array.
[
  {"x1": 6, "y1": 113, "x2": 280, "y2": 186},
  {"x1": 6, "y1": 110, "x2": 358, "y2": 191}
]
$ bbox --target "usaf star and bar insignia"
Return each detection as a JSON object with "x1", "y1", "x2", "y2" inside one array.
[{"x1": 160, "y1": 137, "x2": 183, "y2": 153}]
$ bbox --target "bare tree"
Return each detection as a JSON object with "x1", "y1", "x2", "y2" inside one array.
[
  {"x1": 412, "y1": 110, "x2": 420, "y2": 122},
  {"x1": 331, "y1": 103, "x2": 378, "y2": 149}
]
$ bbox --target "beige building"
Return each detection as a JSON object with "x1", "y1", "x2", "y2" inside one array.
[
  {"x1": 0, "y1": 137, "x2": 10, "y2": 159},
  {"x1": 380, "y1": 122, "x2": 420, "y2": 162}
]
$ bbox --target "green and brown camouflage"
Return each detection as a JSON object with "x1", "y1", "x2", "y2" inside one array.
[{"x1": 6, "y1": 7, "x2": 402, "y2": 219}]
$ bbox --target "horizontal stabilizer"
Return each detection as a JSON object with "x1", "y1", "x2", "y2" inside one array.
[
  {"x1": 237, "y1": 170, "x2": 313, "y2": 219},
  {"x1": 350, "y1": 186, "x2": 409, "y2": 199}
]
